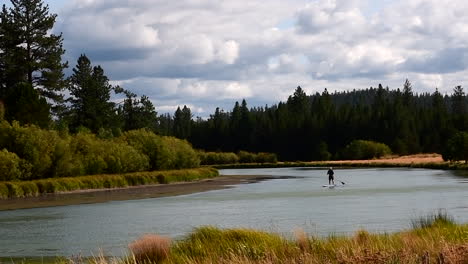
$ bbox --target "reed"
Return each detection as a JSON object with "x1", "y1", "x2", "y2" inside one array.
[{"x1": 0, "y1": 167, "x2": 218, "y2": 199}]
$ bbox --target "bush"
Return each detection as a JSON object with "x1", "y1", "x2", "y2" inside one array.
[
  {"x1": 238, "y1": 151, "x2": 256, "y2": 163},
  {"x1": 121, "y1": 130, "x2": 199, "y2": 170},
  {"x1": 442, "y1": 131, "x2": 468, "y2": 162},
  {"x1": 120, "y1": 129, "x2": 166, "y2": 170},
  {"x1": 198, "y1": 151, "x2": 239, "y2": 165},
  {"x1": 0, "y1": 123, "x2": 201, "y2": 181},
  {"x1": 0, "y1": 183, "x2": 9, "y2": 199},
  {"x1": 340, "y1": 140, "x2": 392, "y2": 160},
  {"x1": 129, "y1": 234, "x2": 171, "y2": 263},
  {"x1": 5, "y1": 182, "x2": 24, "y2": 198},
  {"x1": 255, "y1": 152, "x2": 278, "y2": 163},
  {"x1": 71, "y1": 131, "x2": 150, "y2": 175},
  {"x1": 0, "y1": 121, "x2": 59, "y2": 179},
  {"x1": 18, "y1": 182, "x2": 39, "y2": 197},
  {"x1": 0, "y1": 149, "x2": 26, "y2": 181}
]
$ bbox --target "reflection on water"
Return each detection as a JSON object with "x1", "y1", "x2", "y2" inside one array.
[{"x1": 0, "y1": 167, "x2": 467, "y2": 257}]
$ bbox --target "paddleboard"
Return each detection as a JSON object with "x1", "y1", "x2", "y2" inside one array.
[{"x1": 322, "y1": 184, "x2": 337, "y2": 188}]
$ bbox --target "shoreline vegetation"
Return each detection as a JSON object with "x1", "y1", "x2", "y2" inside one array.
[
  {"x1": 0, "y1": 167, "x2": 218, "y2": 201},
  {"x1": 212, "y1": 153, "x2": 465, "y2": 170},
  {"x1": 5, "y1": 212, "x2": 466, "y2": 264},
  {"x1": 0, "y1": 153, "x2": 463, "y2": 211}
]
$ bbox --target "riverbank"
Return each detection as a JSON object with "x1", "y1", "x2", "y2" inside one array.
[
  {"x1": 0, "y1": 174, "x2": 272, "y2": 210},
  {"x1": 34, "y1": 213, "x2": 466, "y2": 264},
  {"x1": 212, "y1": 153, "x2": 461, "y2": 170}
]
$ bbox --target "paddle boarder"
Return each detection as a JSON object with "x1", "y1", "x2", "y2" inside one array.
[{"x1": 327, "y1": 167, "x2": 335, "y2": 185}]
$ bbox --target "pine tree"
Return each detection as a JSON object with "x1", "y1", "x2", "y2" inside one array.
[
  {"x1": 67, "y1": 55, "x2": 117, "y2": 132},
  {"x1": 121, "y1": 90, "x2": 158, "y2": 131},
  {"x1": 7, "y1": 0, "x2": 67, "y2": 106},
  {"x1": 452, "y1": 85, "x2": 467, "y2": 131},
  {"x1": 173, "y1": 105, "x2": 192, "y2": 139}
]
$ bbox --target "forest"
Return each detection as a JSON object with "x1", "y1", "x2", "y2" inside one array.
[{"x1": 1, "y1": 0, "x2": 468, "y2": 166}]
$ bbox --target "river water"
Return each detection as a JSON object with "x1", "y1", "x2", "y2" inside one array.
[{"x1": 0, "y1": 167, "x2": 467, "y2": 257}]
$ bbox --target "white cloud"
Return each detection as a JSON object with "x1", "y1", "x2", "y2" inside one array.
[{"x1": 55, "y1": 0, "x2": 468, "y2": 115}]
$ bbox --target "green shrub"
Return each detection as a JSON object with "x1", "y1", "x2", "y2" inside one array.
[
  {"x1": 0, "y1": 149, "x2": 25, "y2": 181},
  {"x1": 5, "y1": 182, "x2": 24, "y2": 198},
  {"x1": 0, "y1": 122, "x2": 59, "y2": 179},
  {"x1": 121, "y1": 129, "x2": 199, "y2": 170},
  {"x1": 255, "y1": 152, "x2": 278, "y2": 163},
  {"x1": 50, "y1": 138, "x2": 83, "y2": 178},
  {"x1": 199, "y1": 151, "x2": 239, "y2": 165},
  {"x1": 18, "y1": 182, "x2": 39, "y2": 197},
  {"x1": 0, "y1": 183, "x2": 9, "y2": 199},
  {"x1": 120, "y1": 129, "x2": 166, "y2": 170},
  {"x1": 238, "y1": 151, "x2": 256, "y2": 163},
  {"x1": 442, "y1": 131, "x2": 468, "y2": 162},
  {"x1": 71, "y1": 131, "x2": 150, "y2": 176},
  {"x1": 340, "y1": 140, "x2": 392, "y2": 160}
]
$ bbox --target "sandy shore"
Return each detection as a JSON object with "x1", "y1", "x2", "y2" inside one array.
[{"x1": 0, "y1": 175, "x2": 272, "y2": 211}]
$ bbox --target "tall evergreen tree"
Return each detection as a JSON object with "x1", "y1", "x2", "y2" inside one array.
[
  {"x1": 452, "y1": 85, "x2": 467, "y2": 131},
  {"x1": 67, "y1": 54, "x2": 117, "y2": 132},
  {"x1": 121, "y1": 90, "x2": 158, "y2": 131},
  {"x1": 173, "y1": 105, "x2": 192, "y2": 139},
  {"x1": 6, "y1": 0, "x2": 66, "y2": 105}
]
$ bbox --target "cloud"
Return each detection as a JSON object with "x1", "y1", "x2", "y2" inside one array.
[{"x1": 54, "y1": 0, "x2": 468, "y2": 116}]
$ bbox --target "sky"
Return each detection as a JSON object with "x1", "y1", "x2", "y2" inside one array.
[{"x1": 34, "y1": 0, "x2": 468, "y2": 116}]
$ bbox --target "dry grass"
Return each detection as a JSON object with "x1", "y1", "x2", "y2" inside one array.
[
  {"x1": 128, "y1": 234, "x2": 171, "y2": 264},
  {"x1": 327, "y1": 153, "x2": 444, "y2": 165},
  {"x1": 128, "y1": 221, "x2": 466, "y2": 264}
]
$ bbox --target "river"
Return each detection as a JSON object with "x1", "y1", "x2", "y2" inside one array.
[{"x1": 0, "y1": 167, "x2": 467, "y2": 257}]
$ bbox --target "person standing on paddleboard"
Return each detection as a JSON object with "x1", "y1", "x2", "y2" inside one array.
[{"x1": 327, "y1": 167, "x2": 335, "y2": 185}]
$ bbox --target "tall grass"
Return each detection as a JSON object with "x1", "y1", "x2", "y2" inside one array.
[
  {"x1": 83, "y1": 213, "x2": 468, "y2": 264},
  {"x1": 0, "y1": 167, "x2": 218, "y2": 199},
  {"x1": 129, "y1": 235, "x2": 171, "y2": 263},
  {"x1": 411, "y1": 209, "x2": 456, "y2": 229}
]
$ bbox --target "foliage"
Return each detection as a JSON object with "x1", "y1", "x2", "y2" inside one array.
[
  {"x1": 0, "y1": 168, "x2": 218, "y2": 199},
  {"x1": 0, "y1": 0, "x2": 66, "y2": 121},
  {"x1": 0, "y1": 121, "x2": 59, "y2": 179},
  {"x1": 171, "y1": 226, "x2": 292, "y2": 262},
  {"x1": 173, "y1": 105, "x2": 192, "y2": 139},
  {"x1": 411, "y1": 210, "x2": 456, "y2": 229},
  {"x1": 66, "y1": 54, "x2": 119, "y2": 133},
  {"x1": 0, "y1": 121, "x2": 201, "y2": 180},
  {"x1": 0, "y1": 149, "x2": 27, "y2": 181},
  {"x1": 442, "y1": 131, "x2": 468, "y2": 162},
  {"x1": 188, "y1": 82, "x2": 467, "y2": 161},
  {"x1": 120, "y1": 129, "x2": 200, "y2": 170},
  {"x1": 340, "y1": 140, "x2": 392, "y2": 160},
  {"x1": 198, "y1": 151, "x2": 239, "y2": 165},
  {"x1": 70, "y1": 131, "x2": 151, "y2": 175},
  {"x1": 198, "y1": 150, "x2": 277, "y2": 165},
  {"x1": 120, "y1": 89, "x2": 158, "y2": 131}
]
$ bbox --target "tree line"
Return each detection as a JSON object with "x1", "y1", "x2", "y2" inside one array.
[
  {"x1": 2, "y1": 0, "x2": 468, "y2": 163},
  {"x1": 186, "y1": 83, "x2": 468, "y2": 161}
]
